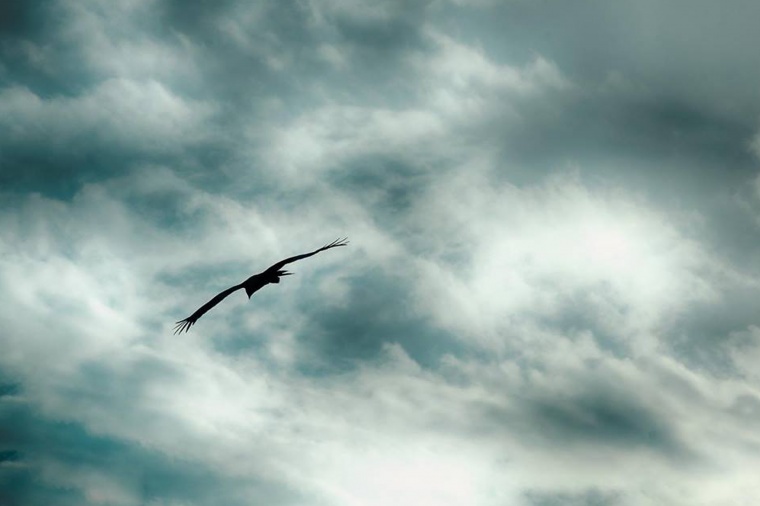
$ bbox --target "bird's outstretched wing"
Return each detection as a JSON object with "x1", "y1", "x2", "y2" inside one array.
[
  {"x1": 174, "y1": 283, "x2": 244, "y2": 334},
  {"x1": 174, "y1": 238, "x2": 348, "y2": 334},
  {"x1": 264, "y1": 237, "x2": 349, "y2": 274}
]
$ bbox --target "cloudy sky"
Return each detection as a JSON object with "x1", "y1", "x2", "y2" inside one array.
[{"x1": 2, "y1": 1, "x2": 760, "y2": 504}]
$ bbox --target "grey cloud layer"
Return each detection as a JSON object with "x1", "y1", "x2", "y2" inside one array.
[{"x1": 2, "y1": 1, "x2": 760, "y2": 505}]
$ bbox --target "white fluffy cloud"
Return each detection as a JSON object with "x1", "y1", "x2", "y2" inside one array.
[
  {"x1": 0, "y1": 79, "x2": 213, "y2": 156},
  {"x1": 408, "y1": 170, "x2": 715, "y2": 351},
  {"x1": 261, "y1": 31, "x2": 568, "y2": 184}
]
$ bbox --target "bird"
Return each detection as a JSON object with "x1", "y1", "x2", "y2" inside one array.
[{"x1": 173, "y1": 238, "x2": 349, "y2": 334}]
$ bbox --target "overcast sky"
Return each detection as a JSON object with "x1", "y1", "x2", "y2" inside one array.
[{"x1": 2, "y1": 1, "x2": 760, "y2": 505}]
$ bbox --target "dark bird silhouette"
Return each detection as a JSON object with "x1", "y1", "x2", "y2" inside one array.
[{"x1": 173, "y1": 238, "x2": 348, "y2": 334}]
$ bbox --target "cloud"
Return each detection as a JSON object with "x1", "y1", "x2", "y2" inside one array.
[
  {"x1": 261, "y1": 31, "x2": 569, "y2": 187},
  {"x1": 404, "y1": 170, "x2": 714, "y2": 351},
  {"x1": 751, "y1": 131, "x2": 760, "y2": 161},
  {"x1": 1, "y1": 163, "x2": 757, "y2": 506},
  {"x1": 0, "y1": 79, "x2": 211, "y2": 150},
  {"x1": 522, "y1": 489, "x2": 622, "y2": 506},
  {"x1": 0, "y1": 79, "x2": 215, "y2": 194},
  {"x1": 3, "y1": 1, "x2": 760, "y2": 505},
  {"x1": 57, "y1": 0, "x2": 199, "y2": 82}
]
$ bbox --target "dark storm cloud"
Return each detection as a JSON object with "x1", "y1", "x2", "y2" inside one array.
[
  {"x1": 326, "y1": 156, "x2": 432, "y2": 230},
  {"x1": 0, "y1": 94, "x2": 214, "y2": 199},
  {"x1": 0, "y1": 0, "x2": 213, "y2": 196},
  {"x1": 160, "y1": 0, "x2": 309, "y2": 103},
  {"x1": 0, "y1": 0, "x2": 82, "y2": 95},
  {"x1": 466, "y1": 364, "x2": 691, "y2": 462},
  {"x1": 0, "y1": 389, "x2": 304, "y2": 506},
  {"x1": 524, "y1": 489, "x2": 622, "y2": 506},
  {"x1": 0, "y1": 0, "x2": 58, "y2": 58},
  {"x1": 0, "y1": 383, "x2": 20, "y2": 398},
  {"x1": 450, "y1": 0, "x2": 760, "y2": 107},
  {"x1": 295, "y1": 271, "x2": 467, "y2": 372},
  {"x1": 495, "y1": 89, "x2": 757, "y2": 190},
  {"x1": 4, "y1": 0, "x2": 758, "y2": 201},
  {"x1": 524, "y1": 392, "x2": 684, "y2": 456},
  {"x1": 0, "y1": 0, "x2": 438, "y2": 198},
  {"x1": 439, "y1": 0, "x2": 760, "y2": 213},
  {"x1": 158, "y1": 0, "x2": 432, "y2": 110},
  {"x1": 667, "y1": 283, "x2": 760, "y2": 377}
]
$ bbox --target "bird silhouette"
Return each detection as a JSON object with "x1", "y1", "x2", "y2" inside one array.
[{"x1": 173, "y1": 238, "x2": 348, "y2": 334}]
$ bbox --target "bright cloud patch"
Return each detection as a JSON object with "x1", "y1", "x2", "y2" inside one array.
[
  {"x1": 0, "y1": 79, "x2": 213, "y2": 155},
  {"x1": 408, "y1": 171, "x2": 714, "y2": 353}
]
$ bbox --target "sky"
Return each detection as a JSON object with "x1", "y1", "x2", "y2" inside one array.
[{"x1": 2, "y1": 0, "x2": 760, "y2": 505}]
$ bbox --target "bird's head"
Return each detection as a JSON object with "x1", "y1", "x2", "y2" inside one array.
[{"x1": 271, "y1": 270, "x2": 292, "y2": 284}]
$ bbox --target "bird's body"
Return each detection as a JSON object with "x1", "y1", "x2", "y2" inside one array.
[{"x1": 173, "y1": 238, "x2": 348, "y2": 334}]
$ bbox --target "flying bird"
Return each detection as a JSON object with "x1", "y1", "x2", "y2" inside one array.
[{"x1": 173, "y1": 238, "x2": 349, "y2": 334}]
